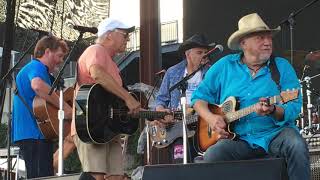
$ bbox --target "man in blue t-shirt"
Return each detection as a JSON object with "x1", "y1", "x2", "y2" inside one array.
[
  {"x1": 191, "y1": 13, "x2": 310, "y2": 180},
  {"x1": 12, "y1": 35, "x2": 72, "y2": 178}
]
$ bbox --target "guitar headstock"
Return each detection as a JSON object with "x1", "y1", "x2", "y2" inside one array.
[{"x1": 279, "y1": 89, "x2": 299, "y2": 103}]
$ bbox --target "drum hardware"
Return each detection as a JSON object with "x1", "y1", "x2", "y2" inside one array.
[
  {"x1": 300, "y1": 74, "x2": 320, "y2": 135},
  {"x1": 299, "y1": 49, "x2": 320, "y2": 135}
]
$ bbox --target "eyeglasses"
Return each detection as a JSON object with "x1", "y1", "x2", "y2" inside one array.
[{"x1": 114, "y1": 29, "x2": 129, "y2": 39}]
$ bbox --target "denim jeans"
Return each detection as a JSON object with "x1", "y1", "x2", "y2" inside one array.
[
  {"x1": 203, "y1": 127, "x2": 310, "y2": 180},
  {"x1": 16, "y1": 139, "x2": 54, "y2": 178}
]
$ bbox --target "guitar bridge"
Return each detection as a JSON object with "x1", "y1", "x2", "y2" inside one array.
[
  {"x1": 110, "y1": 107, "x2": 113, "y2": 119},
  {"x1": 208, "y1": 126, "x2": 212, "y2": 138}
]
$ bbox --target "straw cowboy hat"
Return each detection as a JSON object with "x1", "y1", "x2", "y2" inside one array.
[
  {"x1": 178, "y1": 34, "x2": 215, "y2": 54},
  {"x1": 227, "y1": 13, "x2": 281, "y2": 50}
]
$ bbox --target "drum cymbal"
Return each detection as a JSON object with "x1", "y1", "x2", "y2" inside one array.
[
  {"x1": 281, "y1": 50, "x2": 309, "y2": 75},
  {"x1": 281, "y1": 50, "x2": 309, "y2": 62},
  {"x1": 306, "y1": 50, "x2": 320, "y2": 62}
]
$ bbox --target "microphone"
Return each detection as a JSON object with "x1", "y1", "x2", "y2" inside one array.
[
  {"x1": 155, "y1": 69, "x2": 166, "y2": 76},
  {"x1": 202, "y1": 44, "x2": 224, "y2": 59},
  {"x1": 72, "y1": 25, "x2": 98, "y2": 34}
]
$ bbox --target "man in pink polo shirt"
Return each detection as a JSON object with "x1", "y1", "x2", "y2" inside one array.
[{"x1": 71, "y1": 18, "x2": 141, "y2": 180}]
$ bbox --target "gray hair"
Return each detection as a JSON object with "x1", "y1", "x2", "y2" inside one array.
[
  {"x1": 185, "y1": 49, "x2": 192, "y2": 57},
  {"x1": 95, "y1": 31, "x2": 112, "y2": 44}
]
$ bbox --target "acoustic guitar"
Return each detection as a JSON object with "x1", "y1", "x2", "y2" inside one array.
[
  {"x1": 33, "y1": 87, "x2": 74, "y2": 139},
  {"x1": 198, "y1": 89, "x2": 299, "y2": 152},
  {"x1": 75, "y1": 83, "x2": 185, "y2": 144}
]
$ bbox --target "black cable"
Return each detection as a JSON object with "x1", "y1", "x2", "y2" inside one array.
[
  {"x1": 49, "y1": 0, "x2": 58, "y2": 33},
  {"x1": 60, "y1": 0, "x2": 65, "y2": 39},
  {"x1": 144, "y1": 75, "x2": 163, "y2": 109},
  {"x1": 14, "y1": 0, "x2": 21, "y2": 24}
]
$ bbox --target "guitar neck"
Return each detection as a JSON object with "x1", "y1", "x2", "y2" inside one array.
[
  {"x1": 138, "y1": 110, "x2": 198, "y2": 123},
  {"x1": 185, "y1": 114, "x2": 198, "y2": 124},
  {"x1": 138, "y1": 111, "x2": 171, "y2": 120},
  {"x1": 225, "y1": 95, "x2": 280, "y2": 123}
]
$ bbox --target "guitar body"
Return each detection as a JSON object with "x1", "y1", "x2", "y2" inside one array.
[
  {"x1": 148, "y1": 121, "x2": 196, "y2": 148},
  {"x1": 197, "y1": 90, "x2": 299, "y2": 153},
  {"x1": 33, "y1": 87, "x2": 74, "y2": 139},
  {"x1": 197, "y1": 96, "x2": 238, "y2": 152},
  {"x1": 75, "y1": 84, "x2": 139, "y2": 144}
]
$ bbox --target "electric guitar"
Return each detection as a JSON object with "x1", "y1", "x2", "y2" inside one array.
[
  {"x1": 147, "y1": 111, "x2": 198, "y2": 148},
  {"x1": 75, "y1": 83, "x2": 184, "y2": 144},
  {"x1": 198, "y1": 89, "x2": 299, "y2": 152},
  {"x1": 33, "y1": 87, "x2": 74, "y2": 139}
]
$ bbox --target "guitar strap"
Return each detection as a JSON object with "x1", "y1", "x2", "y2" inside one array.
[
  {"x1": 269, "y1": 55, "x2": 281, "y2": 91},
  {"x1": 14, "y1": 88, "x2": 40, "y2": 122}
]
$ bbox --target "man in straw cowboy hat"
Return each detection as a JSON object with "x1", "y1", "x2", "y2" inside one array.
[
  {"x1": 154, "y1": 33, "x2": 215, "y2": 163},
  {"x1": 191, "y1": 13, "x2": 310, "y2": 179}
]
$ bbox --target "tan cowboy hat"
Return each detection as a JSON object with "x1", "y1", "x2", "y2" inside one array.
[{"x1": 227, "y1": 13, "x2": 281, "y2": 50}]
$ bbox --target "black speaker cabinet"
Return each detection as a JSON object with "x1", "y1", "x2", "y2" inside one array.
[{"x1": 143, "y1": 158, "x2": 288, "y2": 180}]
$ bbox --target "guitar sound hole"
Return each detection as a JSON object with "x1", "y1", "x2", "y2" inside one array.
[{"x1": 223, "y1": 101, "x2": 233, "y2": 113}]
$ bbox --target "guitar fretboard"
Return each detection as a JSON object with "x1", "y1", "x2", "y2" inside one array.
[
  {"x1": 138, "y1": 111, "x2": 172, "y2": 119},
  {"x1": 138, "y1": 110, "x2": 198, "y2": 124},
  {"x1": 185, "y1": 114, "x2": 198, "y2": 124},
  {"x1": 225, "y1": 95, "x2": 280, "y2": 123}
]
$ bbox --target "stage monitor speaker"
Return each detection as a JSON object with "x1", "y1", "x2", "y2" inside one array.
[
  {"x1": 310, "y1": 149, "x2": 320, "y2": 180},
  {"x1": 142, "y1": 158, "x2": 288, "y2": 180},
  {"x1": 30, "y1": 173, "x2": 80, "y2": 180}
]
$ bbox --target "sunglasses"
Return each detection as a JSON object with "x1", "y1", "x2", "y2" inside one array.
[{"x1": 114, "y1": 29, "x2": 129, "y2": 39}]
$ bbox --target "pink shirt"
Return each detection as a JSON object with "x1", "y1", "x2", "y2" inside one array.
[{"x1": 71, "y1": 44, "x2": 122, "y2": 136}]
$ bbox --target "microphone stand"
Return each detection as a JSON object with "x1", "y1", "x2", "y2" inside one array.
[
  {"x1": 49, "y1": 31, "x2": 84, "y2": 176},
  {"x1": 169, "y1": 60, "x2": 211, "y2": 164},
  {"x1": 0, "y1": 33, "x2": 43, "y2": 180},
  {"x1": 279, "y1": 0, "x2": 320, "y2": 65},
  {"x1": 144, "y1": 74, "x2": 163, "y2": 165}
]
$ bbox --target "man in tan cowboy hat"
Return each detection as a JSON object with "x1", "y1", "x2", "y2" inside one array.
[
  {"x1": 192, "y1": 13, "x2": 310, "y2": 180},
  {"x1": 153, "y1": 33, "x2": 215, "y2": 163}
]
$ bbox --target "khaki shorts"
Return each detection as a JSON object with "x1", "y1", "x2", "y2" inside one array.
[{"x1": 73, "y1": 134, "x2": 124, "y2": 175}]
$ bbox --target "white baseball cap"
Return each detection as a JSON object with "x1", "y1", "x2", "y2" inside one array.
[{"x1": 97, "y1": 18, "x2": 135, "y2": 37}]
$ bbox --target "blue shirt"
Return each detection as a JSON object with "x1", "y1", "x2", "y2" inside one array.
[
  {"x1": 155, "y1": 60, "x2": 208, "y2": 109},
  {"x1": 191, "y1": 53, "x2": 302, "y2": 152},
  {"x1": 12, "y1": 59, "x2": 52, "y2": 142}
]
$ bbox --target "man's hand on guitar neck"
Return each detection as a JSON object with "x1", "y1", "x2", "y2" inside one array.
[
  {"x1": 255, "y1": 97, "x2": 275, "y2": 116},
  {"x1": 255, "y1": 98, "x2": 284, "y2": 120},
  {"x1": 155, "y1": 106, "x2": 175, "y2": 124},
  {"x1": 125, "y1": 95, "x2": 141, "y2": 115}
]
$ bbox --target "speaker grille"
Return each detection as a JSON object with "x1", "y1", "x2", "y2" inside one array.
[{"x1": 310, "y1": 150, "x2": 320, "y2": 180}]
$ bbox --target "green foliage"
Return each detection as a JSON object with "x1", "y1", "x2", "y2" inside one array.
[
  {"x1": 53, "y1": 142, "x2": 82, "y2": 173},
  {"x1": 64, "y1": 150, "x2": 82, "y2": 173},
  {"x1": 125, "y1": 130, "x2": 143, "y2": 174}
]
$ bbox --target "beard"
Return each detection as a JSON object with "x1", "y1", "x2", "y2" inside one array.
[{"x1": 258, "y1": 53, "x2": 271, "y2": 64}]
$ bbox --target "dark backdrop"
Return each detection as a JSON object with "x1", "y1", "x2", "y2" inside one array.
[
  {"x1": 184, "y1": 0, "x2": 320, "y2": 54},
  {"x1": 183, "y1": 0, "x2": 320, "y2": 96}
]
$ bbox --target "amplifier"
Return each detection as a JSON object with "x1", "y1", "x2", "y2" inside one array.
[{"x1": 304, "y1": 134, "x2": 320, "y2": 180}]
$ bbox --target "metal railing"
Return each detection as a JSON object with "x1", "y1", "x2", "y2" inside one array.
[{"x1": 126, "y1": 20, "x2": 179, "y2": 52}]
